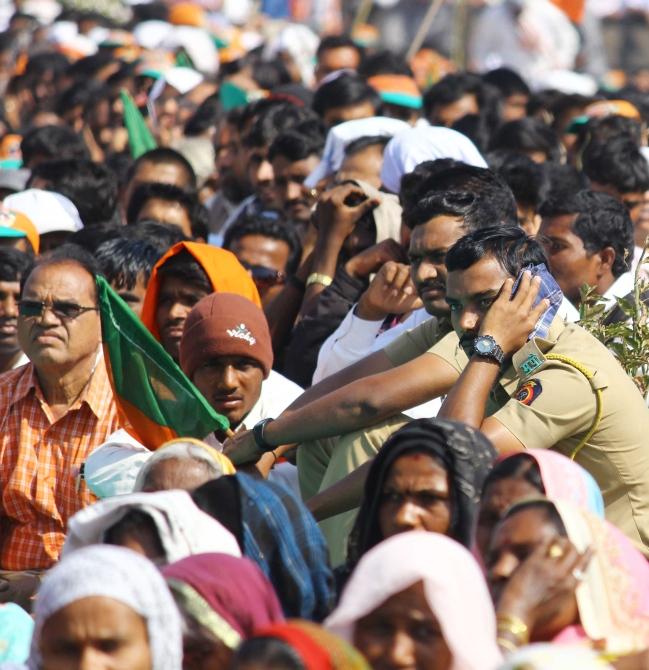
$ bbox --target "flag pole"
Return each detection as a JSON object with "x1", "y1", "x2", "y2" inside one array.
[{"x1": 405, "y1": 0, "x2": 446, "y2": 61}]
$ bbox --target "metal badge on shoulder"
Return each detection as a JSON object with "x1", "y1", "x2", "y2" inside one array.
[{"x1": 520, "y1": 353, "x2": 543, "y2": 377}]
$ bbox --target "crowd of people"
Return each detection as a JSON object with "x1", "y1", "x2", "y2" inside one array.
[{"x1": 1, "y1": 0, "x2": 649, "y2": 668}]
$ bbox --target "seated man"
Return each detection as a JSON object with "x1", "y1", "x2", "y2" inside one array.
[
  {"x1": 179, "y1": 292, "x2": 303, "y2": 490},
  {"x1": 0, "y1": 246, "x2": 119, "y2": 607},
  {"x1": 225, "y1": 228, "x2": 649, "y2": 561},
  {"x1": 126, "y1": 182, "x2": 208, "y2": 241},
  {"x1": 139, "y1": 241, "x2": 260, "y2": 362},
  {"x1": 95, "y1": 236, "x2": 162, "y2": 317},
  {"x1": 223, "y1": 216, "x2": 302, "y2": 307},
  {"x1": 539, "y1": 190, "x2": 635, "y2": 310},
  {"x1": 0, "y1": 248, "x2": 31, "y2": 373}
]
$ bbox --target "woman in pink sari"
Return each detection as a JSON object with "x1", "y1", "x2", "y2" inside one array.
[
  {"x1": 476, "y1": 449, "x2": 604, "y2": 558},
  {"x1": 486, "y1": 498, "x2": 649, "y2": 661}
]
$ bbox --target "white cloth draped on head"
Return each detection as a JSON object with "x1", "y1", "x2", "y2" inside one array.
[
  {"x1": 380, "y1": 125, "x2": 487, "y2": 194},
  {"x1": 325, "y1": 531, "x2": 502, "y2": 670},
  {"x1": 305, "y1": 116, "x2": 411, "y2": 188},
  {"x1": 28, "y1": 545, "x2": 183, "y2": 670},
  {"x1": 63, "y1": 489, "x2": 241, "y2": 564}
]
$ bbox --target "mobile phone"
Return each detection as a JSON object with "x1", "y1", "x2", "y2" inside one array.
[{"x1": 511, "y1": 264, "x2": 563, "y2": 340}]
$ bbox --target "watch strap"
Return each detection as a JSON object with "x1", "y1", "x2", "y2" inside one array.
[{"x1": 252, "y1": 418, "x2": 275, "y2": 452}]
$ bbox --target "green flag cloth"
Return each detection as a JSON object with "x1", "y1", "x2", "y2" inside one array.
[
  {"x1": 97, "y1": 275, "x2": 229, "y2": 448},
  {"x1": 120, "y1": 89, "x2": 157, "y2": 159}
]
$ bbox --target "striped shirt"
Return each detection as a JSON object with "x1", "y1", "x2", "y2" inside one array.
[{"x1": 0, "y1": 359, "x2": 119, "y2": 570}]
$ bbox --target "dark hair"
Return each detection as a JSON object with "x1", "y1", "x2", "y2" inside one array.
[
  {"x1": 104, "y1": 509, "x2": 165, "y2": 557},
  {"x1": 253, "y1": 59, "x2": 292, "y2": 90},
  {"x1": 423, "y1": 73, "x2": 487, "y2": 118},
  {"x1": 344, "y1": 134, "x2": 391, "y2": 158},
  {"x1": 491, "y1": 152, "x2": 548, "y2": 210},
  {"x1": 358, "y1": 50, "x2": 413, "y2": 77},
  {"x1": 582, "y1": 136, "x2": 649, "y2": 194},
  {"x1": 268, "y1": 123, "x2": 326, "y2": 164},
  {"x1": 68, "y1": 223, "x2": 123, "y2": 255},
  {"x1": 28, "y1": 159, "x2": 120, "y2": 228},
  {"x1": 482, "y1": 453, "x2": 544, "y2": 496},
  {"x1": 482, "y1": 68, "x2": 530, "y2": 98},
  {"x1": 126, "y1": 182, "x2": 208, "y2": 240},
  {"x1": 445, "y1": 226, "x2": 548, "y2": 276},
  {"x1": 125, "y1": 220, "x2": 190, "y2": 255},
  {"x1": 316, "y1": 34, "x2": 362, "y2": 60},
  {"x1": 21, "y1": 243, "x2": 100, "y2": 299},
  {"x1": 539, "y1": 190, "x2": 634, "y2": 278},
  {"x1": 20, "y1": 125, "x2": 90, "y2": 168},
  {"x1": 184, "y1": 93, "x2": 223, "y2": 137},
  {"x1": 223, "y1": 216, "x2": 302, "y2": 275},
  {"x1": 542, "y1": 163, "x2": 590, "y2": 202},
  {"x1": 401, "y1": 161, "x2": 518, "y2": 230},
  {"x1": 0, "y1": 248, "x2": 31, "y2": 283},
  {"x1": 244, "y1": 103, "x2": 318, "y2": 150},
  {"x1": 233, "y1": 637, "x2": 305, "y2": 670},
  {"x1": 312, "y1": 73, "x2": 381, "y2": 118},
  {"x1": 55, "y1": 80, "x2": 103, "y2": 118},
  {"x1": 489, "y1": 118, "x2": 562, "y2": 163},
  {"x1": 578, "y1": 114, "x2": 643, "y2": 148},
  {"x1": 157, "y1": 249, "x2": 211, "y2": 293},
  {"x1": 500, "y1": 498, "x2": 567, "y2": 536},
  {"x1": 95, "y1": 237, "x2": 162, "y2": 290},
  {"x1": 126, "y1": 147, "x2": 197, "y2": 192}
]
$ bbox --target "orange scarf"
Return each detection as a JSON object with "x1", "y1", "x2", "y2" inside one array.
[{"x1": 140, "y1": 241, "x2": 261, "y2": 340}]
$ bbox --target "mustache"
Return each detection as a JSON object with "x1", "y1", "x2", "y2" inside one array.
[{"x1": 417, "y1": 281, "x2": 445, "y2": 292}]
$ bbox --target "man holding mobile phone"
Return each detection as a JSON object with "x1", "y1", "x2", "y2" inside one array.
[{"x1": 433, "y1": 226, "x2": 649, "y2": 557}]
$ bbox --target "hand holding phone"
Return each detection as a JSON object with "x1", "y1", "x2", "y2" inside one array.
[{"x1": 511, "y1": 264, "x2": 563, "y2": 340}]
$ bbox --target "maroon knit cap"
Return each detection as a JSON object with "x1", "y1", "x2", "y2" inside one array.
[{"x1": 179, "y1": 293, "x2": 273, "y2": 379}]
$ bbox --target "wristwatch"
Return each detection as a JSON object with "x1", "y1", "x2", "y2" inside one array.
[
  {"x1": 473, "y1": 335, "x2": 505, "y2": 365},
  {"x1": 252, "y1": 418, "x2": 276, "y2": 452}
]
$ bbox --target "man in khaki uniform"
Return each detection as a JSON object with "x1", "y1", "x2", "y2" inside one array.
[{"x1": 433, "y1": 226, "x2": 649, "y2": 556}]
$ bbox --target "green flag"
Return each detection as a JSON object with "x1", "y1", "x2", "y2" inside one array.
[
  {"x1": 97, "y1": 275, "x2": 229, "y2": 448},
  {"x1": 120, "y1": 89, "x2": 157, "y2": 159}
]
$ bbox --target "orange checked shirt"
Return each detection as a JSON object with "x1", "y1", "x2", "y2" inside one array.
[{"x1": 0, "y1": 359, "x2": 119, "y2": 570}]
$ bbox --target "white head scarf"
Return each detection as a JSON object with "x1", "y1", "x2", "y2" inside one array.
[
  {"x1": 63, "y1": 489, "x2": 241, "y2": 564},
  {"x1": 305, "y1": 116, "x2": 410, "y2": 188},
  {"x1": 380, "y1": 126, "x2": 487, "y2": 194},
  {"x1": 326, "y1": 531, "x2": 502, "y2": 670},
  {"x1": 28, "y1": 545, "x2": 182, "y2": 670}
]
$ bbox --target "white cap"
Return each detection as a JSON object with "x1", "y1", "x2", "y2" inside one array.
[{"x1": 4, "y1": 189, "x2": 84, "y2": 235}]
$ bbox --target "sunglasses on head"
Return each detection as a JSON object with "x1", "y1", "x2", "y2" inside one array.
[
  {"x1": 19, "y1": 299, "x2": 99, "y2": 320},
  {"x1": 240, "y1": 262, "x2": 287, "y2": 289}
]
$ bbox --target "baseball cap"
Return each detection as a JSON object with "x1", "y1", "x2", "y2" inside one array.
[
  {"x1": 0, "y1": 208, "x2": 40, "y2": 253},
  {"x1": 4, "y1": 189, "x2": 84, "y2": 236}
]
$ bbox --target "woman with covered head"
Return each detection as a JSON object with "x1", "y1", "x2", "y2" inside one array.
[
  {"x1": 476, "y1": 448, "x2": 605, "y2": 558},
  {"x1": 487, "y1": 498, "x2": 649, "y2": 661},
  {"x1": 26, "y1": 544, "x2": 182, "y2": 670},
  {"x1": 345, "y1": 417, "x2": 496, "y2": 575},
  {"x1": 162, "y1": 553, "x2": 284, "y2": 670},
  {"x1": 326, "y1": 531, "x2": 502, "y2": 670},
  {"x1": 191, "y1": 473, "x2": 335, "y2": 622},
  {"x1": 63, "y1": 489, "x2": 241, "y2": 566}
]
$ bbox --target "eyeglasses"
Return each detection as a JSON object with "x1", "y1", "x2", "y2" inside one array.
[
  {"x1": 19, "y1": 299, "x2": 99, "y2": 320},
  {"x1": 241, "y1": 262, "x2": 287, "y2": 289}
]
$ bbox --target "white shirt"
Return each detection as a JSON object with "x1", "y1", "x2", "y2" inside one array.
[
  {"x1": 313, "y1": 307, "x2": 432, "y2": 383},
  {"x1": 313, "y1": 306, "x2": 443, "y2": 420}
]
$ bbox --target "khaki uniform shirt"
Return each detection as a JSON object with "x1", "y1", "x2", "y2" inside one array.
[{"x1": 385, "y1": 317, "x2": 649, "y2": 556}]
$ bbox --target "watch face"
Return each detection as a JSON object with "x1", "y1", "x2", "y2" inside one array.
[{"x1": 475, "y1": 337, "x2": 493, "y2": 355}]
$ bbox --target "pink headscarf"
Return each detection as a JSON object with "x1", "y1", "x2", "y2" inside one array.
[
  {"x1": 553, "y1": 501, "x2": 649, "y2": 655},
  {"x1": 524, "y1": 449, "x2": 605, "y2": 517},
  {"x1": 325, "y1": 531, "x2": 502, "y2": 670}
]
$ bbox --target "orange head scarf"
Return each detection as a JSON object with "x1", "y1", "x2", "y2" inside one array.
[{"x1": 140, "y1": 241, "x2": 261, "y2": 340}]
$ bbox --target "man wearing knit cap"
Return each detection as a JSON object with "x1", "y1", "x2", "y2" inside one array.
[{"x1": 180, "y1": 292, "x2": 303, "y2": 435}]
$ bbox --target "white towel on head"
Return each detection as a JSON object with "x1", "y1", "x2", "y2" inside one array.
[{"x1": 380, "y1": 125, "x2": 487, "y2": 194}]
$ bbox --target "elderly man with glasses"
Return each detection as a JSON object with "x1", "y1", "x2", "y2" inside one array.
[{"x1": 0, "y1": 245, "x2": 119, "y2": 609}]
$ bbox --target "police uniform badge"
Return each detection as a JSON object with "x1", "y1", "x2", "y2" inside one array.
[{"x1": 515, "y1": 379, "x2": 543, "y2": 406}]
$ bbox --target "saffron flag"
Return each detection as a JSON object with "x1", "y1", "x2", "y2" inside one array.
[{"x1": 97, "y1": 275, "x2": 229, "y2": 449}]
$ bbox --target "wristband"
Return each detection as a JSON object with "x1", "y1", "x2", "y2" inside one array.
[
  {"x1": 306, "y1": 272, "x2": 333, "y2": 288},
  {"x1": 252, "y1": 418, "x2": 276, "y2": 452}
]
